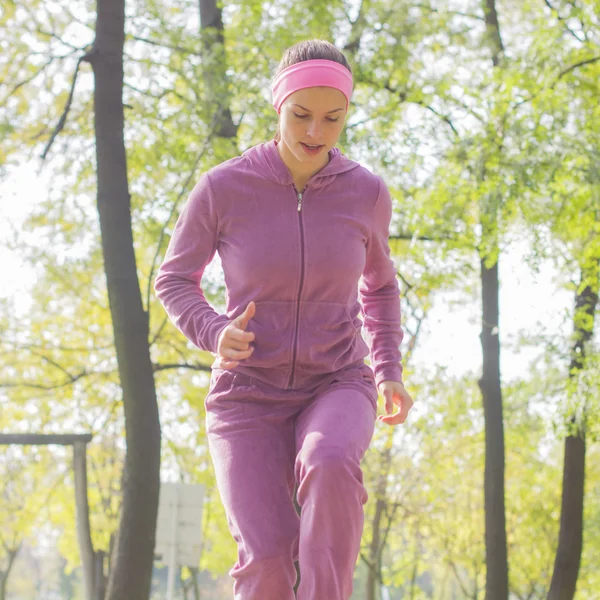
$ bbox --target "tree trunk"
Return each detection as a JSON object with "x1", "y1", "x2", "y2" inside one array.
[
  {"x1": 0, "y1": 437, "x2": 97, "y2": 600},
  {"x1": 199, "y1": 0, "x2": 237, "y2": 138},
  {"x1": 88, "y1": 0, "x2": 162, "y2": 598},
  {"x1": 73, "y1": 441, "x2": 96, "y2": 600},
  {"x1": 480, "y1": 2, "x2": 509, "y2": 598},
  {"x1": 409, "y1": 525, "x2": 420, "y2": 600},
  {"x1": 479, "y1": 258, "x2": 508, "y2": 600},
  {"x1": 94, "y1": 550, "x2": 106, "y2": 600},
  {"x1": 0, "y1": 547, "x2": 19, "y2": 600},
  {"x1": 190, "y1": 567, "x2": 201, "y2": 600},
  {"x1": 548, "y1": 265, "x2": 598, "y2": 600},
  {"x1": 366, "y1": 495, "x2": 385, "y2": 600},
  {"x1": 365, "y1": 434, "x2": 393, "y2": 600}
]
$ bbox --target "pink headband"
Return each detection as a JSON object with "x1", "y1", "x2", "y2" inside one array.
[{"x1": 271, "y1": 59, "x2": 353, "y2": 114}]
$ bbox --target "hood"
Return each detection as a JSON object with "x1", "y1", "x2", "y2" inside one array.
[{"x1": 242, "y1": 139, "x2": 360, "y2": 189}]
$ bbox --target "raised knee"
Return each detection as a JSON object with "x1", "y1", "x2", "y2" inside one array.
[
  {"x1": 296, "y1": 443, "x2": 361, "y2": 479},
  {"x1": 231, "y1": 555, "x2": 296, "y2": 600}
]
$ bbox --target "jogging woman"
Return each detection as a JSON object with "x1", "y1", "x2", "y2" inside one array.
[{"x1": 155, "y1": 39, "x2": 414, "y2": 600}]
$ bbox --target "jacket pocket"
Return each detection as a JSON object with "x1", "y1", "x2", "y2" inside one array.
[
  {"x1": 242, "y1": 300, "x2": 295, "y2": 369},
  {"x1": 296, "y1": 301, "x2": 368, "y2": 374}
]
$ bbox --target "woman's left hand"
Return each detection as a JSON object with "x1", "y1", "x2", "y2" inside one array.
[{"x1": 377, "y1": 381, "x2": 414, "y2": 426}]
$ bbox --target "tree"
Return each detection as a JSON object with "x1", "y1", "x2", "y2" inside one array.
[
  {"x1": 511, "y1": 3, "x2": 600, "y2": 591},
  {"x1": 85, "y1": 0, "x2": 162, "y2": 597},
  {"x1": 479, "y1": 2, "x2": 509, "y2": 597}
]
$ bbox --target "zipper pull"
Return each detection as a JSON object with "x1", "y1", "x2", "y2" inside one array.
[{"x1": 297, "y1": 191, "x2": 303, "y2": 212}]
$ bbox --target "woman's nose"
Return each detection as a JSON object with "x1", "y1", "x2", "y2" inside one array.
[{"x1": 306, "y1": 119, "x2": 322, "y2": 139}]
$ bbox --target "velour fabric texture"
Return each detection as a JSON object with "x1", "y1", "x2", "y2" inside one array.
[
  {"x1": 155, "y1": 139, "x2": 404, "y2": 390},
  {"x1": 206, "y1": 361, "x2": 378, "y2": 600},
  {"x1": 155, "y1": 139, "x2": 405, "y2": 599}
]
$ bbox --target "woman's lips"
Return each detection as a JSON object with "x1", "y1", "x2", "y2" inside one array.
[{"x1": 300, "y1": 142, "x2": 324, "y2": 156}]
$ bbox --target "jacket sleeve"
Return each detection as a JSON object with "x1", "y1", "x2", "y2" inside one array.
[
  {"x1": 359, "y1": 177, "x2": 404, "y2": 386},
  {"x1": 154, "y1": 173, "x2": 230, "y2": 353}
]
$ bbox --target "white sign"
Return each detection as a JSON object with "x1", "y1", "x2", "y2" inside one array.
[{"x1": 155, "y1": 483, "x2": 205, "y2": 600}]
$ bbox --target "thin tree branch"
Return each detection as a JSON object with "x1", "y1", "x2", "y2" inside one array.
[
  {"x1": 557, "y1": 55, "x2": 600, "y2": 80},
  {"x1": 413, "y1": 2, "x2": 486, "y2": 21},
  {"x1": 447, "y1": 553, "x2": 474, "y2": 598},
  {"x1": 378, "y1": 501, "x2": 400, "y2": 561},
  {"x1": 27, "y1": 348, "x2": 84, "y2": 381},
  {"x1": 149, "y1": 313, "x2": 170, "y2": 347},
  {"x1": 145, "y1": 112, "x2": 222, "y2": 318},
  {"x1": 405, "y1": 312, "x2": 426, "y2": 361},
  {"x1": 383, "y1": 83, "x2": 460, "y2": 138},
  {"x1": 0, "y1": 371, "x2": 89, "y2": 390},
  {"x1": 129, "y1": 35, "x2": 199, "y2": 55},
  {"x1": 3, "y1": 57, "x2": 55, "y2": 101},
  {"x1": 41, "y1": 51, "x2": 93, "y2": 160},
  {"x1": 424, "y1": 103, "x2": 460, "y2": 137},
  {"x1": 360, "y1": 551, "x2": 377, "y2": 573},
  {"x1": 513, "y1": 55, "x2": 600, "y2": 110},
  {"x1": 544, "y1": 0, "x2": 586, "y2": 43},
  {"x1": 37, "y1": 28, "x2": 88, "y2": 52},
  {"x1": 123, "y1": 81, "x2": 169, "y2": 101}
]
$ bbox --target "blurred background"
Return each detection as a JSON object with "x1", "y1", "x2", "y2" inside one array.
[{"x1": 0, "y1": 0, "x2": 599, "y2": 598}]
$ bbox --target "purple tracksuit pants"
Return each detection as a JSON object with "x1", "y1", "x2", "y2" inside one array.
[{"x1": 205, "y1": 360, "x2": 378, "y2": 600}]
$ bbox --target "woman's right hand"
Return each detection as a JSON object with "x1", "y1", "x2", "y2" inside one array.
[{"x1": 216, "y1": 301, "x2": 256, "y2": 369}]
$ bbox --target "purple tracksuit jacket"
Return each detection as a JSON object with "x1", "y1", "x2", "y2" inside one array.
[{"x1": 154, "y1": 140, "x2": 404, "y2": 390}]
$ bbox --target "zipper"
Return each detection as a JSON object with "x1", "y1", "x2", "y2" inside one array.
[{"x1": 288, "y1": 185, "x2": 306, "y2": 389}]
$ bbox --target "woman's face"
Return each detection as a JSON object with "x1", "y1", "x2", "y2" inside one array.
[{"x1": 278, "y1": 86, "x2": 348, "y2": 168}]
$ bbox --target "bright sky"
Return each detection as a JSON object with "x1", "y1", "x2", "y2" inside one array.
[
  {"x1": 0, "y1": 162, "x2": 574, "y2": 387},
  {"x1": 0, "y1": 165, "x2": 45, "y2": 311}
]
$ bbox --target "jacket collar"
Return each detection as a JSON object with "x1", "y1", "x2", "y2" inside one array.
[{"x1": 242, "y1": 139, "x2": 360, "y2": 189}]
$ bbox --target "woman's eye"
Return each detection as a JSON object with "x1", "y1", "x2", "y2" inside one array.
[{"x1": 292, "y1": 113, "x2": 339, "y2": 123}]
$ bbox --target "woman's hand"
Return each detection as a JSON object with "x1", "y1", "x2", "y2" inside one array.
[
  {"x1": 377, "y1": 381, "x2": 413, "y2": 426},
  {"x1": 216, "y1": 302, "x2": 256, "y2": 369}
]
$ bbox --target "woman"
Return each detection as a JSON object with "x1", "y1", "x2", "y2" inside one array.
[{"x1": 155, "y1": 39, "x2": 414, "y2": 600}]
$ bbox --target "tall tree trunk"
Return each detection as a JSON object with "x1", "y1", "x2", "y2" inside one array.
[
  {"x1": 87, "y1": 0, "x2": 162, "y2": 598},
  {"x1": 479, "y1": 257, "x2": 508, "y2": 600},
  {"x1": 199, "y1": 0, "x2": 237, "y2": 138},
  {"x1": 480, "y1": 2, "x2": 509, "y2": 599},
  {"x1": 548, "y1": 264, "x2": 598, "y2": 600}
]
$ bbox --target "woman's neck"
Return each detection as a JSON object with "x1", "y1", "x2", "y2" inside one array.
[{"x1": 276, "y1": 140, "x2": 329, "y2": 190}]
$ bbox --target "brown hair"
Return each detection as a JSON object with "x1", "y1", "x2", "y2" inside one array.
[{"x1": 273, "y1": 40, "x2": 352, "y2": 142}]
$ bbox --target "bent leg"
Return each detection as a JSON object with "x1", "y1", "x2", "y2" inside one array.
[
  {"x1": 206, "y1": 371, "x2": 300, "y2": 600},
  {"x1": 294, "y1": 368, "x2": 377, "y2": 600}
]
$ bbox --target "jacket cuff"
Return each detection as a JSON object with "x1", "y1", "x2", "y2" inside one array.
[
  {"x1": 375, "y1": 364, "x2": 404, "y2": 388},
  {"x1": 204, "y1": 315, "x2": 231, "y2": 354}
]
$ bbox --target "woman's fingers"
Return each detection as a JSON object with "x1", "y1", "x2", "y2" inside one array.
[
  {"x1": 216, "y1": 315, "x2": 257, "y2": 367},
  {"x1": 217, "y1": 324, "x2": 255, "y2": 360},
  {"x1": 218, "y1": 359, "x2": 239, "y2": 369},
  {"x1": 221, "y1": 347, "x2": 254, "y2": 360},
  {"x1": 224, "y1": 337, "x2": 253, "y2": 351},
  {"x1": 377, "y1": 387, "x2": 414, "y2": 426},
  {"x1": 227, "y1": 327, "x2": 255, "y2": 343},
  {"x1": 222, "y1": 327, "x2": 254, "y2": 351}
]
